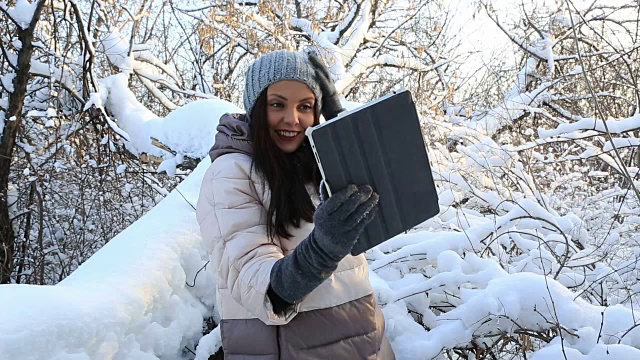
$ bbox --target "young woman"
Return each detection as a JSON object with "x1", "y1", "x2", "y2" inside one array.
[{"x1": 196, "y1": 50, "x2": 395, "y2": 359}]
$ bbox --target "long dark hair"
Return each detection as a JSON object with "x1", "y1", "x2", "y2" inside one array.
[{"x1": 249, "y1": 91, "x2": 322, "y2": 240}]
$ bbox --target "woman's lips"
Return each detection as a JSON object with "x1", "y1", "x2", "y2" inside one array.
[{"x1": 275, "y1": 130, "x2": 300, "y2": 142}]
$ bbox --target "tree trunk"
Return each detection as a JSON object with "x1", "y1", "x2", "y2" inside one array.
[{"x1": 0, "y1": 0, "x2": 46, "y2": 284}]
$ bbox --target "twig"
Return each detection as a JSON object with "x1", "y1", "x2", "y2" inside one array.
[
  {"x1": 186, "y1": 260, "x2": 209, "y2": 287},
  {"x1": 597, "y1": 310, "x2": 605, "y2": 343},
  {"x1": 175, "y1": 188, "x2": 196, "y2": 211},
  {"x1": 150, "y1": 137, "x2": 176, "y2": 156}
]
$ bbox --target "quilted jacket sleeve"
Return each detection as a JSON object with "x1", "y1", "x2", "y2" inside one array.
[{"x1": 196, "y1": 153, "x2": 298, "y2": 325}]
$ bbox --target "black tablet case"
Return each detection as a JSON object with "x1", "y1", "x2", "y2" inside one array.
[{"x1": 306, "y1": 90, "x2": 440, "y2": 255}]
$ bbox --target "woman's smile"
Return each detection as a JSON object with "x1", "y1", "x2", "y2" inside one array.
[
  {"x1": 274, "y1": 130, "x2": 302, "y2": 141},
  {"x1": 267, "y1": 80, "x2": 316, "y2": 153}
]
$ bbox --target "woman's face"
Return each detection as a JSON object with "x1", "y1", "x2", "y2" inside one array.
[{"x1": 266, "y1": 80, "x2": 316, "y2": 153}]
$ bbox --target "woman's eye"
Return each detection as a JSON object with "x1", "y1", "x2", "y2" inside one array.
[
  {"x1": 299, "y1": 104, "x2": 312, "y2": 111},
  {"x1": 269, "y1": 103, "x2": 284, "y2": 108}
]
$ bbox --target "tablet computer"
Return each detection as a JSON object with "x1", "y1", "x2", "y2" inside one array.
[{"x1": 305, "y1": 89, "x2": 440, "y2": 255}]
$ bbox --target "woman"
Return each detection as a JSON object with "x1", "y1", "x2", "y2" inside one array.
[{"x1": 196, "y1": 50, "x2": 395, "y2": 359}]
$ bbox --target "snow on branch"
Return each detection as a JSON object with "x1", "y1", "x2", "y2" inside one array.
[
  {"x1": 485, "y1": 5, "x2": 556, "y2": 66},
  {"x1": 463, "y1": 80, "x2": 556, "y2": 137},
  {"x1": 136, "y1": 73, "x2": 179, "y2": 110},
  {"x1": 84, "y1": 72, "x2": 241, "y2": 160},
  {"x1": 363, "y1": 126, "x2": 640, "y2": 355},
  {"x1": 340, "y1": 0, "x2": 372, "y2": 58},
  {"x1": 333, "y1": 1, "x2": 359, "y2": 44},
  {"x1": 539, "y1": 114, "x2": 640, "y2": 139},
  {"x1": 0, "y1": 0, "x2": 39, "y2": 30},
  {"x1": 602, "y1": 138, "x2": 640, "y2": 152},
  {"x1": 290, "y1": 17, "x2": 346, "y2": 80},
  {"x1": 133, "y1": 45, "x2": 182, "y2": 84},
  {"x1": 335, "y1": 54, "x2": 450, "y2": 94},
  {"x1": 99, "y1": 30, "x2": 214, "y2": 112},
  {"x1": 369, "y1": 209, "x2": 640, "y2": 358}
]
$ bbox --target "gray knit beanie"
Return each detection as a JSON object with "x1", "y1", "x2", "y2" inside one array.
[{"x1": 243, "y1": 50, "x2": 322, "y2": 116}]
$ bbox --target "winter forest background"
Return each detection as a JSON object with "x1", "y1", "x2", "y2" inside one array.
[{"x1": 1, "y1": 0, "x2": 640, "y2": 359}]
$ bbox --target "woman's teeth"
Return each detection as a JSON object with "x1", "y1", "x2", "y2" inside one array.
[{"x1": 277, "y1": 130, "x2": 298, "y2": 138}]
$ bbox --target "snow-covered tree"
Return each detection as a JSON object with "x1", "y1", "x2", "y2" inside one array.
[
  {"x1": 0, "y1": 0, "x2": 199, "y2": 284},
  {"x1": 0, "y1": 0, "x2": 47, "y2": 284},
  {"x1": 176, "y1": 0, "x2": 464, "y2": 110}
]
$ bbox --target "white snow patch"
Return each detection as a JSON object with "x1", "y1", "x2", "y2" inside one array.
[
  {"x1": 160, "y1": 99, "x2": 243, "y2": 159},
  {"x1": 3, "y1": 0, "x2": 37, "y2": 29}
]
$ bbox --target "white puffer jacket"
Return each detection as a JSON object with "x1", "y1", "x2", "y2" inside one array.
[{"x1": 196, "y1": 152, "x2": 374, "y2": 325}]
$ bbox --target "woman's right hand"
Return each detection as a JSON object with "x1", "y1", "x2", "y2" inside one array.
[
  {"x1": 312, "y1": 184, "x2": 379, "y2": 261},
  {"x1": 268, "y1": 184, "x2": 379, "y2": 307}
]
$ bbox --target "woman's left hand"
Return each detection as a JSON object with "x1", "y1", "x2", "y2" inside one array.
[{"x1": 308, "y1": 52, "x2": 346, "y2": 120}]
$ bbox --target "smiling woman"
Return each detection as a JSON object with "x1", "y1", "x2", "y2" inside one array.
[
  {"x1": 196, "y1": 50, "x2": 394, "y2": 359},
  {"x1": 266, "y1": 80, "x2": 317, "y2": 153}
]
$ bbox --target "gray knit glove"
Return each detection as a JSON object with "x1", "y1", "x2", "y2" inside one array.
[
  {"x1": 269, "y1": 184, "x2": 379, "y2": 309},
  {"x1": 308, "y1": 52, "x2": 346, "y2": 120}
]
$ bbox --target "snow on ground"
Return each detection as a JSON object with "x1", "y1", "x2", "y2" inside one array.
[
  {"x1": 0, "y1": 158, "x2": 212, "y2": 360},
  {"x1": 2, "y1": 93, "x2": 640, "y2": 359},
  {"x1": 0, "y1": 84, "x2": 234, "y2": 359}
]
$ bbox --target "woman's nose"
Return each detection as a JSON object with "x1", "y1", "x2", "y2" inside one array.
[{"x1": 284, "y1": 108, "x2": 300, "y2": 125}]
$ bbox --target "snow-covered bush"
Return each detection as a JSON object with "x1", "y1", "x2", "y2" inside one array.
[{"x1": 361, "y1": 2, "x2": 640, "y2": 358}]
